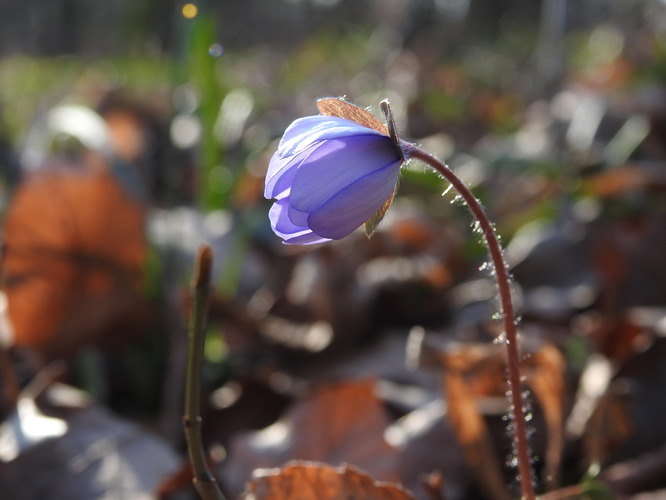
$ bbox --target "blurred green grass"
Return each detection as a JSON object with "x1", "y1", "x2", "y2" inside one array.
[{"x1": 0, "y1": 56, "x2": 173, "y2": 142}]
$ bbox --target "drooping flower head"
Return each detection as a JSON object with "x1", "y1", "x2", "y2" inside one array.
[{"x1": 265, "y1": 98, "x2": 405, "y2": 244}]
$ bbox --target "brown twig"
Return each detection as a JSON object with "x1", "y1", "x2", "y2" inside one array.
[{"x1": 183, "y1": 245, "x2": 225, "y2": 500}]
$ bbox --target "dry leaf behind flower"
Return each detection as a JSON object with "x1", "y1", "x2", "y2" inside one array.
[{"x1": 317, "y1": 98, "x2": 388, "y2": 135}]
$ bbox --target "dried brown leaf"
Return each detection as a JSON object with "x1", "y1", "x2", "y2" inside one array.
[
  {"x1": 317, "y1": 98, "x2": 388, "y2": 134},
  {"x1": 364, "y1": 184, "x2": 398, "y2": 238},
  {"x1": 443, "y1": 368, "x2": 512, "y2": 500},
  {"x1": 523, "y1": 343, "x2": 566, "y2": 488},
  {"x1": 241, "y1": 461, "x2": 415, "y2": 500},
  {"x1": 2, "y1": 162, "x2": 147, "y2": 359},
  {"x1": 220, "y1": 379, "x2": 399, "y2": 496},
  {"x1": 413, "y1": 334, "x2": 567, "y2": 493}
]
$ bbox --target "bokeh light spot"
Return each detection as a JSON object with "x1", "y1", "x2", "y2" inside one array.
[
  {"x1": 182, "y1": 3, "x2": 198, "y2": 19},
  {"x1": 208, "y1": 43, "x2": 224, "y2": 58}
]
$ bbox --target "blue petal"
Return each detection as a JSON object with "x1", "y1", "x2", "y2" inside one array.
[
  {"x1": 277, "y1": 116, "x2": 385, "y2": 158},
  {"x1": 308, "y1": 160, "x2": 401, "y2": 239},
  {"x1": 268, "y1": 196, "x2": 307, "y2": 234},
  {"x1": 265, "y1": 144, "x2": 317, "y2": 200},
  {"x1": 287, "y1": 203, "x2": 310, "y2": 227},
  {"x1": 268, "y1": 197, "x2": 330, "y2": 245},
  {"x1": 290, "y1": 134, "x2": 400, "y2": 215},
  {"x1": 284, "y1": 231, "x2": 331, "y2": 245}
]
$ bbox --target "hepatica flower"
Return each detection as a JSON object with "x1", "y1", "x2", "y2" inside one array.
[
  {"x1": 263, "y1": 98, "x2": 538, "y2": 499},
  {"x1": 265, "y1": 98, "x2": 405, "y2": 244},
  {"x1": 263, "y1": 98, "x2": 537, "y2": 500}
]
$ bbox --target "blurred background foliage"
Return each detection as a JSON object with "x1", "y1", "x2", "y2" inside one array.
[{"x1": 0, "y1": 0, "x2": 664, "y2": 213}]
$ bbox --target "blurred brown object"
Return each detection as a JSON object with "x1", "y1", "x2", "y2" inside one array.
[
  {"x1": 1, "y1": 151, "x2": 148, "y2": 361},
  {"x1": 220, "y1": 378, "x2": 400, "y2": 497},
  {"x1": 410, "y1": 330, "x2": 566, "y2": 496},
  {"x1": 240, "y1": 460, "x2": 416, "y2": 500}
]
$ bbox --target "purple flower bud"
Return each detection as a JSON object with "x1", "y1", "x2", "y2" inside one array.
[{"x1": 265, "y1": 115, "x2": 403, "y2": 244}]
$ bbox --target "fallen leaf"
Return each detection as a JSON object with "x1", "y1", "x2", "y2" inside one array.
[
  {"x1": 317, "y1": 98, "x2": 388, "y2": 134},
  {"x1": 409, "y1": 330, "x2": 566, "y2": 494},
  {"x1": 220, "y1": 379, "x2": 399, "y2": 497},
  {"x1": 2, "y1": 158, "x2": 147, "y2": 359},
  {"x1": 442, "y1": 360, "x2": 512, "y2": 500},
  {"x1": 240, "y1": 460, "x2": 415, "y2": 500}
]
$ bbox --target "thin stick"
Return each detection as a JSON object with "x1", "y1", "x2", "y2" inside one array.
[
  {"x1": 406, "y1": 145, "x2": 536, "y2": 500},
  {"x1": 183, "y1": 245, "x2": 225, "y2": 500}
]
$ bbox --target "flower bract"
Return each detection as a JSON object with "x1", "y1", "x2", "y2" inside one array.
[{"x1": 265, "y1": 115, "x2": 403, "y2": 244}]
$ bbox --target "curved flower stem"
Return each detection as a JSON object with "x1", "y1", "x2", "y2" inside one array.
[
  {"x1": 184, "y1": 245, "x2": 225, "y2": 500},
  {"x1": 405, "y1": 144, "x2": 536, "y2": 500}
]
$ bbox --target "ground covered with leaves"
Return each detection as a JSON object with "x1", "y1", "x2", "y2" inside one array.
[{"x1": 2, "y1": 2, "x2": 666, "y2": 499}]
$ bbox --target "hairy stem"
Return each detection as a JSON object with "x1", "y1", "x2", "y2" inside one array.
[
  {"x1": 183, "y1": 245, "x2": 225, "y2": 500},
  {"x1": 405, "y1": 144, "x2": 536, "y2": 500}
]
